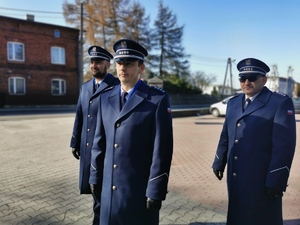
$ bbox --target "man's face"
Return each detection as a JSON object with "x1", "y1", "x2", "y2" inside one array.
[
  {"x1": 116, "y1": 60, "x2": 145, "y2": 88},
  {"x1": 239, "y1": 74, "x2": 267, "y2": 97},
  {"x1": 90, "y1": 59, "x2": 110, "y2": 79}
]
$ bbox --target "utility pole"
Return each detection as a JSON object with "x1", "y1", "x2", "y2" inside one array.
[
  {"x1": 221, "y1": 58, "x2": 235, "y2": 99},
  {"x1": 285, "y1": 66, "x2": 294, "y2": 96},
  {"x1": 269, "y1": 65, "x2": 279, "y2": 92},
  {"x1": 287, "y1": 66, "x2": 294, "y2": 78},
  {"x1": 78, "y1": 2, "x2": 84, "y2": 92}
]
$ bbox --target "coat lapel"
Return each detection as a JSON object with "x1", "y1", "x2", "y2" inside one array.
[
  {"x1": 116, "y1": 82, "x2": 149, "y2": 120},
  {"x1": 107, "y1": 85, "x2": 121, "y2": 116},
  {"x1": 95, "y1": 81, "x2": 108, "y2": 95},
  {"x1": 94, "y1": 75, "x2": 110, "y2": 95},
  {"x1": 85, "y1": 79, "x2": 94, "y2": 97},
  {"x1": 241, "y1": 87, "x2": 272, "y2": 117},
  {"x1": 235, "y1": 94, "x2": 244, "y2": 115},
  {"x1": 92, "y1": 74, "x2": 117, "y2": 96},
  {"x1": 118, "y1": 93, "x2": 144, "y2": 119}
]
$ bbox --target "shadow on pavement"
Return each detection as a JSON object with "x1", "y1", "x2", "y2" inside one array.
[
  {"x1": 283, "y1": 219, "x2": 300, "y2": 225},
  {"x1": 194, "y1": 122, "x2": 224, "y2": 125},
  {"x1": 187, "y1": 218, "x2": 300, "y2": 225},
  {"x1": 189, "y1": 223, "x2": 225, "y2": 225}
]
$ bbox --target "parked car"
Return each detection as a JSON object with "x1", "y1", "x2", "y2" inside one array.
[
  {"x1": 209, "y1": 96, "x2": 235, "y2": 117},
  {"x1": 292, "y1": 97, "x2": 300, "y2": 113}
]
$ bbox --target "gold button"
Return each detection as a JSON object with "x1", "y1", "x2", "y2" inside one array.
[
  {"x1": 113, "y1": 164, "x2": 118, "y2": 169},
  {"x1": 114, "y1": 144, "x2": 119, "y2": 148},
  {"x1": 112, "y1": 186, "x2": 117, "y2": 190}
]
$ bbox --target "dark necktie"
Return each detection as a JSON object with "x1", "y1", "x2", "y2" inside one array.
[
  {"x1": 121, "y1": 92, "x2": 128, "y2": 109},
  {"x1": 244, "y1": 98, "x2": 251, "y2": 111},
  {"x1": 94, "y1": 83, "x2": 100, "y2": 93}
]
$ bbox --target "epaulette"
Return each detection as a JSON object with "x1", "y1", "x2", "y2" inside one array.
[
  {"x1": 273, "y1": 91, "x2": 288, "y2": 97},
  {"x1": 150, "y1": 85, "x2": 165, "y2": 93},
  {"x1": 231, "y1": 94, "x2": 241, "y2": 100}
]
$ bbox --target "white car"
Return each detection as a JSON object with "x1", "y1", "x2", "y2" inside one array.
[{"x1": 209, "y1": 96, "x2": 235, "y2": 117}]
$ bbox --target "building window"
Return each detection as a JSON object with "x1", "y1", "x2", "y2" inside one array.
[
  {"x1": 54, "y1": 29, "x2": 60, "y2": 38},
  {"x1": 51, "y1": 47, "x2": 65, "y2": 64},
  {"x1": 7, "y1": 42, "x2": 25, "y2": 61},
  {"x1": 8, "y1": 77, "x2": 26, "y2": 95},
  {"x1": 52, "y1": 79, "x2": 66, "y2": 95}
]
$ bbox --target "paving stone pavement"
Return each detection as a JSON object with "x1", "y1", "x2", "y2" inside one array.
[{"x1": 0, "y1": 113, "x2": 299, "y2": 225}]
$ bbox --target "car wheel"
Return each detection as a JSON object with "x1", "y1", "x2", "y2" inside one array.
[{"x1": 211, "y1": 108, "x2": 220, "y2": 117}]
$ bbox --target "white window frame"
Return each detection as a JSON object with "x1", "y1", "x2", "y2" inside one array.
[
  {"x1": 51, "y1": 79, "x2": 66, "y2": 95},
  {"x1": 8, "y1": 77, "x2": 26, "y2": 95},
  {"x1": 7, "y1": 42, "x2": 25, "y2": 61},
  {"x1": 51, "y1": 46, "x2": 65, "y2": 65}
]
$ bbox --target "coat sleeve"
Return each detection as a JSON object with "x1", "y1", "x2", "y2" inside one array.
[
  {"x1": 89, "y1": 97, "x2": 106, "y2": 185},
  {"x1": 212, "y1": 116, "x2": 229, "y2": 172},
  {"x1": 70, "y1": 88, "x2": 83, "y2": 148},
  {"x1": 146, "y1": 94, "x2": 173, "y2": 200},
  {"x1": 266, "y1": 97, "x2": 296, "y2": 191}
]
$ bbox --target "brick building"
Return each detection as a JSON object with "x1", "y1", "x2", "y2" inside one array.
[{"x1": 0, "y1": 15, "x2": 80, "y2": 107}]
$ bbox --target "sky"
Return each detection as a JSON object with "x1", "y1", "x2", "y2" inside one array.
[{"x1": 1, "y1": 0, "x2": 300, "y2": 88}]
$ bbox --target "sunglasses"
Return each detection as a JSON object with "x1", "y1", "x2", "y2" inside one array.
[{"x1": 239, "y1": 75, "x2": 262, "y2": 83}]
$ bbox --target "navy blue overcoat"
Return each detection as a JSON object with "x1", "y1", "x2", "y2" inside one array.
[
  {"x1": 212, "y1": 87, "x2": 296, "y2": 225},
  {"x1": 70, "y1": 73, "x2": 119, "y2": 194},
  {"x1": 90, "y1": 81, "x2": 173, "y2": 225}
]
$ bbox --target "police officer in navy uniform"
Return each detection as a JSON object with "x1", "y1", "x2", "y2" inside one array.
[
  {"x1": 70, "y1": 46, "x2": 119, "y2": 225},
  {"x1": 212, "y1": 58, "x2": 296, "y2": 225},
  {"x1": 89, "y1": 39, "x2": 173, "y2": 225}
]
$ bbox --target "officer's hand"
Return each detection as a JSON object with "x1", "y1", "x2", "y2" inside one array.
[
  {"x1": 267, "y1": 187, "x2": 283, "y2": 200},
  {"x1": 213, "y1": 169, "x2": 223, "y2": 180},
  {"x1": 90, "y1": 184, "x2": 101, "y2": 199},
  {"x1": 72, "y1": 148, "x2": 80, "y2": 160},
  {"x1": 146, "y1": 198, "x2": 162, "y2": 210}
]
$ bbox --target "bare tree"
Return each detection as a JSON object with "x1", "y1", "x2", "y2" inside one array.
[{"x1": 191, "y1": 71, "x2": 217, "y2": 91}]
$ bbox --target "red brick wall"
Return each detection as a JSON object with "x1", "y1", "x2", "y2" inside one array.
[{"x1": 0, "y1": 16, "x2": 80, "y2": 107}]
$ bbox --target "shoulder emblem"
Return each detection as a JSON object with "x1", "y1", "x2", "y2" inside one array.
[{"x1": 150, "y1": 85, "x2": 165, "y2": 93}]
